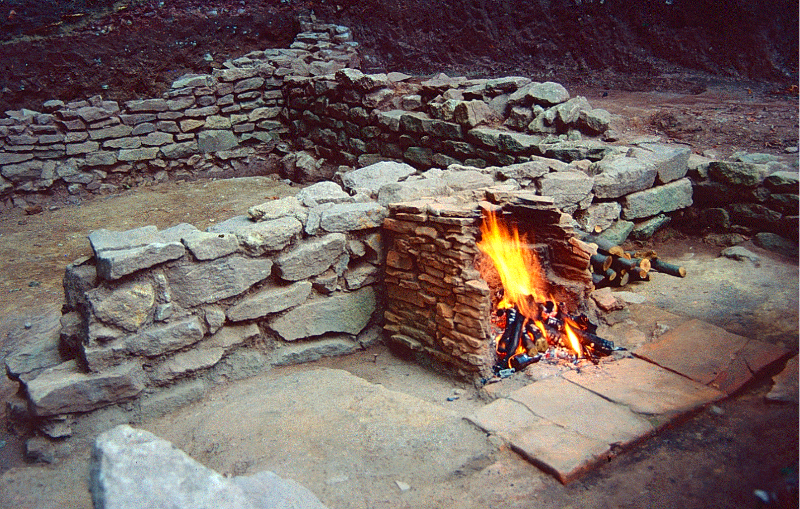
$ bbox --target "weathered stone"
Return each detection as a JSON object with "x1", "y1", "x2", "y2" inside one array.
[
  {"x1": 453, "y1": 100, "x2": 501, "y2": 128},
  {"x1": 335, "y1": 68, "x2": 389, "y2": 92},
  {"x1": 340, "y1": 161, "x2": 416, "y2": 195},
  {"x1": 234, "y1": 77, "x2": 265, "y2": 93},
  {"x1": 198, "y1": 130, "x2": 239, "y2": 153},
  {"x1": 124, "y1": 317, "x2": 205, "y2": 357},
  {"x1": 766, "y1": 355, "x2": 799, "y2": 403},
  {"x1": 89, "y1": 125, "x2": 134, "y2": 140},
  {"x1": 166, "y1": 255, "x2": 274, "y2": 307},
  {"x1": 85, "y1": 151, "x2": 122, "y2": 166},
  {"x1": 206, "y1": 323, "x2": 261, "y2": 350},
  {"x1": 182, "y1": 232, "x2": 239, "y2": 260},
  {"x1": 275, "y1": 234, "x2": 347, "y2": 281},
  {"x1": 574, "y1": 202, "x2": 621, "y2": 233},
  {"x1": 209, "y1": 215, "x2": 303, "y2": 253},
  {"x1": 150, "y1": 347, "x2": 225, "y2": 383},
  {"x1": 590, "y1": 155, "x2": 657, "y2": 199},
  {"x1": 94, "y1": 241, "x2": 185, "y2": 281},
  {"x1": 88, "y1": 281, "x2": 155, "y2": 332},
  {"x1": 319, "y1": 202, "x2": 388, "y2": 232},
  {"x1": 344, "y1": 262, "x2": 380, "y2": 290},
  {"x1": 227, "y1": 281, "x2": 313, "y2": 322},
  {"x1": 543, "y1": 141, "x2": 613, "y2": 162},
  {"x1": 247, "y1": 196, "x2": 307, "y2": 223},
  {"x1": 708, "y1": 161, "x2": 766, "y2": 187},
  {"x1": 579, "y1": 108, "x2": 611, "y2": 133},
  {"x1": 377, "y1": 178, "x2": 450, "y2": 206},
  {"x1": 621, "y1": 178, "x2": 693, "y2": 220},
  {"x1": 753, "y1": 232, "x2": 798, "y2": 257},
  {"x1": 91, "y1": 425, "x2": 329, "y2": 509},
  {"x1": 25, "y1": 360, "x2": 144, "y2": 417},
  {"x1": 141, "y1": 132, "x2": 174, "y2": 146},
  {"x1": 118, "y1": 147, "x2": 160, "y2": 162},
  {"x1": 630, "y1": 214, "x2": 671, "y2": 240},
  {"x1": 553, "y1": 96, "x2": 591, "y2": 126},
  {"x1": 536, "y1": 170, "x2": 594, "y2": 210},
  {"x1": 66, "y1": 141, "x2": 100, "y2": 155},
  {"x1": 161, "y1": 141, "x2": 199, "y2": 159},
  {"x1": 3, "y1": 315, "x2": 63, "y2": 382},
  {"x1": 628, "y1": 143, "x2": 691, "y2": 184},
  {"x1": 270, "y1": 286, "x2": 376, "y2": 341},
  {"x1": 721, "y1": 246, "x2": 761, "y2": 264},
  {"x1": 763, "y1": 171, "x2": 799, "y2": 193},
  {"x1": 726, "y1": 203, "x2": 782, "y2": 229},
  {"x1": 466, "y1": 127, "x2": 505, "y2": 149},
  {"x1": 126, "y1": 98, "x2": 169, "y2": 112},
  {"x1": 273, "y1": 337, "x2": 359, "y2": 366},
  {"x1": 527, "y1": 82, "x2": 571, "y2": 106},
  {"x1": 440, "y1": 168, "x2": 495, "y2": 191},
  {"x1": 295, "y1": 181, "x2": 352, "y2": 207}
]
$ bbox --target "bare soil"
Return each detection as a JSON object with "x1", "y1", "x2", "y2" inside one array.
[{"x1": 0, "y1": 1, "x2": 797, "y2": 508}]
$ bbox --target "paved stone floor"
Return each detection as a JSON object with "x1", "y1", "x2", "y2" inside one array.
[{"x1": 470, "y1": 315, "x2": 790, "y2": 483}]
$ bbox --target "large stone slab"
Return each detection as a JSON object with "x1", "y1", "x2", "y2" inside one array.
[
  {"x1": 166, "y1": 256, "x2": 273, "y2": 307},
  {"x1": 590, "y1": 155, "x2": 657, "y2": 199},
  {"x1": 274, "y1": 233, "x2": 346, "y2": 281},
  {"x1": 634, "y1": 319, "x2": 790, "y2": 394},
  {"x1": 182, "y1": 231, "x2": 239, "y2": 261},
  {"x1": 93, "y1": 245, "x2": 186, "y2": 281},
  {"x1": 226, "y1": 281, "x2": 312, "y2": 322},
  {"x1": 319, "y1": 202, "x2": 388, "y2": 232},
  {"x1": 87, "y1": 281, "x2": 155, "y2": 332},
  {"x1": 91, "y1": 425, "x2": 328, "y2": 509},
  {"x1": 124, "y1": 316, "x2": 205, "y2": 357},
  {"x1": 621, "y1": 177, "x2": 693, "y2": 220},
  {"x1": 340, "y1": 161, "x2": 416, "y2": 195},
  {"x1": 629, "y1": 142, "x2": 691, "y2": 183},
  {"x1": 25, "y1": 360, "x2": 144, "y2": 417},
  {"x1": 208, "y1": 215, "x2": 302, "y2": 253},
  {"x1": 149, "y1": 347, "x2": 225, "y2": 384},
  {"x1": 707, "y1": 161, "x2": 767, "y2": 187},
  {"x1": 536, "y1": 170, "x2": 594, "y2": 210},
  {"x1": 562, "y1": 358, "x2": 725, "y2": 425},
  {"x1": 269, "y1": 286, "x2": 376, "y2": 341}
]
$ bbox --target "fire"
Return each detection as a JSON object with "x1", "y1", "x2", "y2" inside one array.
[
  {"x1": 563, "y1": 323, "x2": 583, "y2": 357},
  {"x1": 477, "y1": 210, "x2": 547, "y2": 318}
]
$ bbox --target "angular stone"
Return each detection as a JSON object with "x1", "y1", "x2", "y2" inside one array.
[
  {"x1": 234, "y1": 77, "x2": 265, "y2": 93},
  {"x1": 247, "y1": 196, "x2": 307, "y2": 222},
  {"x1": 721, "y1": 246, "x2": 761, "y2": 264},
  {"x1": 767, "y1": 356, "x2": 799, "y2": 403},
  {"x1": 150, "y1": 347, "x2": 225, "y2": 383},
  {"x1": 335, "y1": 68, "x2": 389, "y2": 92},
  {"x1": 340, "y1": 161, "x2": 416, "y2": 195},
  {"x1": 763, "y1": 171, "x2": 799, "y2": 193},
  {"x1": 227, "y1": 281, "x2": 313, "y2": 322},
  {"x1": 597, "y1": 219, "x2": 635, "y2": 245},
  {"x1": 86, "y1": 151, "x2": 121, "y2": 166},
  {"x1": 553, "y1": 96, "x2": 591, "y2": 126},
  {"x1": 344, "y1": 262, "x2": 380, "y2": 290},
  {"x1": 319, "y1": 202, "x2": 388, "y2": 232},
  {"x1": 124, "y1": 316, "x2": 204, "y2": 357},
  {"x1": 89, "y1": 125, "x2": 134, "y2": 140},
  {"x1": 629, "y1": 142, "x2": 691, "y2": 184},
  {"x1": 440, "y1": 168, "x2": 495, "y2": 191},
  {"x1": 273, "y1": 337, "x2": 359, "y2": 366},
  {"x1": 161, "y1": 141, "x2": 199, "y2": 159},
  {"x1": 91, "y1": 425, "x2": 328, "y2": 509},
  {"x1": 275, "y1": 233, "x2": 347, "y2": 281},
  {"x1": 66, "y1": 141, "x2": 100, "y2": 155},
  {"x1": 25, "y1": 360, "x2": 144, "y2": 417},
  {"x1": 206, "y1": 323, "x2": 261, "y2": 350},
  {"x1": 708, "y1": 161, "x2": 766, "y2": 187},
  {"x1": 590, "y1": 155, "x2": 658, "y2": 199},
  {"x1": 453, "y1": 100, "x2": 501, "y2": 128},
  {"x1": 198, "y1": 130, "x2": 239, "y2": 153},
  {"x1": 88, "y1": 281, "x2": 155, "y2": 332},
  {"x1": 182, "y1": 231, "x2": 239, "y2": 260},
  {"x1": 118, "y1": 147, "x2": 160, "y2": 162},
  {"x1": 166, "y1": 256, "x2": 274, "y2": 307},
  {"x1": 527, "y1": 82, "x2": 571, "y2": 106},
  {"x1": 621, "y1": 178, "x2": 693, "y2": 220},
  {"x1": 574, "y1": 202, "x2": 621, "y2": 233},
  {"x1": 126, "y1": 98, "x2": 169, "y2": 112},
  {"x1": 248, "y1": 107, "x2": 282, "y2": 122},
  {"x1": 269, "y1": 287, "x2": 377, "y2": 341},
  {"x1": 295, "y1": 181, "x2": 352, "y2": 207},
  {"x1": 753, "y1": 232, "x2": 798, "y2": 257},
  {"x1": 94, "y1": 241, "x2": 186, "y2": 281},
  {"x1": 536, "y1": 170, "x2": 594, "y2": 210},
  {"x1": 3, "y1": 316, "x2": 63, "y2": 382},
  {"x1": 579, "y1": 108, "x2": 611, "y2": 133},
  {"x1": 209, "y1": 215, "x2": 302, "y2": 253}
]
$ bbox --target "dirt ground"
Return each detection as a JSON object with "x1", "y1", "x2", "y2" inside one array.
[{"x1": 0, "y1": 1, "x2": 798, "y2": 507}]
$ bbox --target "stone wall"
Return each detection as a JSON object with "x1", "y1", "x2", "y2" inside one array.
[{"x1": 0, "y1": 17, "x2": 359, "y2": 211}]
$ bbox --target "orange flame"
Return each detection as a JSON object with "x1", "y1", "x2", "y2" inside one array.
[
  {"x1": 563, "y1": 322, "x2": 583, "y2": 357},
  {"x1": 477, "y1": 210, "x2": 547, "y2": 318}
]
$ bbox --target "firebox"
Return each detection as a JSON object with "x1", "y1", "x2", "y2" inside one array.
[{"x1": 382, "y1": 188, "x2": 607, "y2": 380}]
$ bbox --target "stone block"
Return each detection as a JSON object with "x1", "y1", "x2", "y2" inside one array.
[
  {"x1": 597, "y1": 219, "x2": 635, "y2": 245},
  {"x1": 344, "y1": 262, "x2": 381, "y2": 290},
  {"x1": 340, "y1": 161, "x2": 416, "y2": 195},
  {"x1": 269, "y1": 286, "x2": 377, "y2": 341},
  {"x1": 377, "y1": 178, "x2": 450, "y2": 206},
  {"x1": 708, "y1": 161, "x2": 767, "y2": 187},
  {"x1": 574, "y1": 202, "x2": 621, "y2": 233},
  {"x1": 182, "y1": 231, "x2": 239, "y2": 260},
  {"x1": 440, "y1": 168, "x2": 495, "y2": 191},
  {"x1": 763, "y1": 171, "x2": 799, "y2": 193},
  {"x1": 198, "y1": 130, "x2": 239, "y2": 153},
  {"x1": 25, "y1": 360, "x2": 144, "y2": 417},
  {"x1": 629, "y1": 143, "x2": 690, "y2": 184},
  {"x1": 118, "y1": 147, "x2": 160, "y2": 162},
  {"x1": 630, "y1": 214, "x2": 671, "y2": 240},
  {"x1": 621, "y1": 177, "x2": 693, "y2": 220},
  {"x1": 319, "y1": 202, "x2": 389, "y2": 232},
  {"x1": 227, "y1": 281, "x2": 312, "y2": 322},
  {"x1": 89, "y1": 125, "x2": 134, "y2": 141},
  {"x1": 247, "y1": 196, "x2": 307, "y2": 222},
  {"x1": 275, "y1": 233, "x2": 347, "y2": 281},
  {"x1": 125, "y1": 98, "x2": 169, "y2": 112},
  {"x1": 150, "y1": 347, "x2": 225, "y2": 384},
  {"x1": 166, "y1": 255, "x2": 274, "y2": 307},
  {"x1": 273, "y1": 337, "x2": 359, "y2": 366},
  {"x1": 88, "y1": 281, "x2": 155, "y2": 332},
  {"x1": 123, "y1": 316, "x2": 205, "y2": 357},
  {"x1": 206, "y1": 323, "x2": 261, "y2": 350},
  {"x1": 94, "y1": 241, "x2": 186, "y2": 281},
  {"x1": 590, "y1": 155, "x2": 658, "y2": 199},
  {"x1": 161, "y1": 141, "x2": 199, "y2": 159},
  {"x1": 209, "y1": 215, "x2": 302, "y2": 253},
  {"x1": 578, "y1": 108, "x2": 611, "y2": 133},
  {"x1": 295, "y1": 181, "x2": 352, "y2": 207},
  {"x1": 526, "y1": 81, "x2": 571, "y2": 106},
  {"x1": 536, "y1": 170, "x2": 594, "y2": 210}
]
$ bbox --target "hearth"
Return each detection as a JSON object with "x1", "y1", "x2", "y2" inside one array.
[{"x1": 382, "y1": 188, "x2": 605, "y2": 380}]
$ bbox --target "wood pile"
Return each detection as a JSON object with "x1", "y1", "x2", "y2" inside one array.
[{"x1": 569, "y1": 234, "x2": 686, "y2": 289}]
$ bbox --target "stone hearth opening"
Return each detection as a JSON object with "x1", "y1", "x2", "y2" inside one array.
[{"x1": 382, "y1": 188, "x2": 595, "y2": 380}]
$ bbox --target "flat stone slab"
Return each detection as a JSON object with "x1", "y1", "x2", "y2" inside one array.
[
  {"x1": 470, "y1": 376, "x2": 656, "y2": 483},
  {"x1": 634, "y1": 319, "x2": 790, "y2": 394}
]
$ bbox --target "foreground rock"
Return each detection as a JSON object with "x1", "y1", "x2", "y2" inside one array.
[{"x1": 91, "y1": 424, "x2": 328, "y2": 509}]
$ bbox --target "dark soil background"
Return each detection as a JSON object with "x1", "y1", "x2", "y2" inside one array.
[{"x1": 0, "y1": 0, "x2": 797, "y2": 115}]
